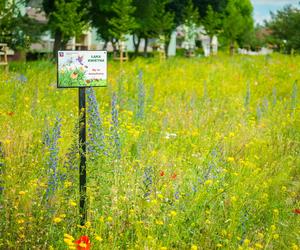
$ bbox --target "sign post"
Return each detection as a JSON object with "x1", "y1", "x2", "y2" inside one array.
[
  {"x1": 79, "y1": 87, "x2": 87, "y2": 225},
  {"x1": 57, "y1": 50, "x2": 107, "y2": 225}
]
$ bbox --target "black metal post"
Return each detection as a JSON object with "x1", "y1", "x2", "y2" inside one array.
[{"x1": 79, "y1": 87, "x2": 87, "y2": 226}]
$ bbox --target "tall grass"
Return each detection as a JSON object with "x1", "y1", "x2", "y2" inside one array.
[{"x1": 0, "y1": 54, "x2": 299, "y2": 249}]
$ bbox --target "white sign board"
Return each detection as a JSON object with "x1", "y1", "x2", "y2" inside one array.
[{"x1": 57, "y1": 50, "x2": 107, "y2": 88}]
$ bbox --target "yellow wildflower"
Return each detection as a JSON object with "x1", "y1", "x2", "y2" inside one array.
[
  {"x1": 243, "y1": 239, "x2": 250, "y2": 246},
  {"x1": 64, "y1": 181, "x2": 72, "y2": 188},
  {"x1": 255, "y1": 243, "x2": 263, "y2": 249},
  {"x1": 205, "y1": 219, "x2": 211, "y2": 225},
  {"x1": 257, "y1": 233, "x2": 264, "y2": 239},
  {"x1": 69, "y1": 200, "x2": 77, "y2": 207},
  {"x1": 79, "y1": 242, "x2": 87, "y2": 248},
  {"x1": 158, "y1": 194, "x2": 164, "y2": 199},
  {"x1": 231, "y1": 196, "x2": 238, "y2": 202},
  {"x1": 169, "y1": 211, "x2": 177, "y2": 217},
  {"x1": 99, "y1": 216, "x2": 104, "y2": 222},
  {"x1": 95, "y1": 235, "x2": 103, "y2": 242},
  {"x1": 191, "y1": 245, "x2": 198, "y2": 250},
  {"x1": 53, "y1": 217, "x2": 62, "y2": 223},
  {"x1": 64, "y1": 238, "x2": 74, "y2": 245},
  {"x1": 227, "y1": 157, "x2": 235, "y2": 163},
  {"x1": 204, "y1": 179, "x2": 213, "y2": 186},
  {"x1": 17, "y1": 219, "x2": 24, "y2": 224},
  {"x1": 64, "y1": 234, "x2": 74, "y2": 241},
  {"x1": 156, "y1": 220, "x2": 164, "y2": 225},
  {"x1": 151, "y1": 199, "x2": 158, "y2": 205}
]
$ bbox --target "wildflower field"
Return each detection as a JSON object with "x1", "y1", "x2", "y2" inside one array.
[{"x1": 0, "y1": 54, "x2": 299, "y2": 249}]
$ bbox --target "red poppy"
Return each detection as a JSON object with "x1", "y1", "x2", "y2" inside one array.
[
  {"x1": 171, "y1": 173, "x2": 177, "y2": 180},
  {"x1": 159, "y1": 170, "x2": 165, "y2": 177},
  {"x1": 75, "y1": 235, "x2": 91, "y2": 250},
  {"x1": 293, "y1": 209, "x2": 300, "y2": 215}
]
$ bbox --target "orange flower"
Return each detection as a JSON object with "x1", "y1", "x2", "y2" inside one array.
[
  {"x1": 159, "y1": 170, "x2": 165, "y2": 177},
  {"x1": 293, "y1": 209, "x2": 300, "y2": 215},
  {"x1": 171, "y1": 173, "x2": 177, "y2": 180},
  {"x1": 75, "y1": 235, "x2": 90, "y2": 250}
]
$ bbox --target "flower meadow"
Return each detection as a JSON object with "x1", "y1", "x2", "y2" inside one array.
[{"x1": 0, "y1": 54, "x2": 299, "y2": 249}]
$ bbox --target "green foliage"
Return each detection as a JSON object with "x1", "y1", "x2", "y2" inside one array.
[
  {"x1": 47, "y1": 0, "x2": 89, "y2": 44},
  {"x1": 108, "y1": 0, "x2": 138, "y2": 41},
  {"x1": 266, "y1": 5, "x2": 300, "y2": 53},
  {"x1": 202, "y1": 5, "x2": 222, "y2": 39},
  {"x1": 133, "y1": 0, "x2": 156, "y2": 38},
  {"x1": 90, "y1": 0, "x2": 114, "y2": 42},
  {"x1": 193, "y1": 0, "x2": 227, "y2": 18},
  {"x1": 222, "y1": 0, "x2": 254, "y2": 51},
  {"x1": 182, "y1": 0, "x2": 199, "y2": 26},
  {"x1": 0, "y1": 0, "x2": 42, "y2": 50},
  {"x1": 150, "y1": 0, "x2": 174, "y2": 39}
]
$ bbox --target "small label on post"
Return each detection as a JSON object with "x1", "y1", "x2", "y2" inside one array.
[{"x1": 57, "y1": 50, "x2": 107, "y2": 88}]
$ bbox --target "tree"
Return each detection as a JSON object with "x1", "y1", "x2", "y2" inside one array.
[
  {"x1": 0, "y1": 0, "x2": 42, "y2": 51},
  {"x1": 90, "y1": 0, "x2": 114, "y2": 48},
  {"x1": 132, "y1": 0, "x2": 156, "y2": 56},
  {"x1": 266, "y1": 5, "x2": 300, "y2": 53},
  {"x1": 201, "y1": 5, "x2": 222, "y2": 54},
  {"x1": 152, "y1": 0, "x2": 175, "y2": 57},
  {"x1": 193, "y1": 0, "x2": 227, "y2": 18},
  {"x1": 182, "y1": 0, "x2": 199, "y2": 26},
  {"x1": 222, "y1": 0, "x2": 254, "y2": 55},
  {"x1": 108, "y1": 0, "x2": 138, "y2": 42},
  {"x1": 42, "y1": 0, "x2": 89, "y2": 57},
  {"x1": 181, "y1": 0, "x2": 199, "y2": 54}
]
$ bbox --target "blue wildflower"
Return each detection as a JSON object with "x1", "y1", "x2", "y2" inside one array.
[
  {"x1": 291, "y1": 81, "x2": 298, "y2": 111},
  {"x1": 86, "y1": 88, "x2": 106, "y2": 160},
  {"x1": 136, "y1": 70, "x2": 145, "y2": 120},
  {"x1": 44, "y1": 117, "x2": 62, "y2": 198},
  {"x1": 244, "y1": 82, "x2": 250, "y2": 108},
  {"x1": 16, "y1": 74, "x2": 27, "y2": 83},
  {"x1": 110, "y1": 93, "x2": 121, "y2": 160},
  {"x1": 143, "y1": 166, "x2": 153, "y2": 199}
]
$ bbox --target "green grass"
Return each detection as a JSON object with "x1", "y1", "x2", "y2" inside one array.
[{"x1": 0, "y1": 54, "x2": 299, "y2": 249}]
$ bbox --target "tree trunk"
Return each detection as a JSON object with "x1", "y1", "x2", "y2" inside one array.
[
  {"x1": 112, "y1": 40, "x2": 117, "y2": 58},
  {"x1": 230, "y1": 40, "x2": 234, "y2": 56},
  {"x1": 210, "y1": 36, "x2": 214, "y2": 56},
  {"x1": 164, "y1": 33, "x2": 171, "y2": 59},
  {"x1": 53, "y1": 29, "x2": 62, "y2": 59},
  {"x1": 103, "y1": 41, "x2": 108, "y2": 50},
  {"x1": 133, "y1": 34, "x2": 141, "y2": 56},
  {"x1": 143, "y1": 38, "x2": 148, "y2": 57}
]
